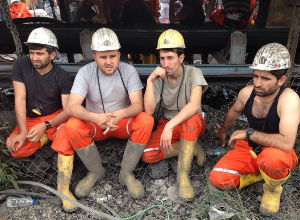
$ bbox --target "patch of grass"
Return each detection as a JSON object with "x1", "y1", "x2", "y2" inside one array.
[{"x1": 0, "y1": 136, "x2": 26, "y2": 190}]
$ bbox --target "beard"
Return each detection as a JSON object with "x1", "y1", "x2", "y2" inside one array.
[
  {"x1": 254, "y1": 85, "x2": 279, "y2": 97},
  {"x1": 31, "y1": 59, "x2": 51, "y2": 69}
]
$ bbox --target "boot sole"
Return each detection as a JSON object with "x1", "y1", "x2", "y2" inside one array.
[{"x1": 63, "y1": 206, "x2": 79, "y2": 213}]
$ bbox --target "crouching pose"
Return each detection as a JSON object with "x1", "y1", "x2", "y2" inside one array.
[
  {"x1": 142, "y1": 29, "x2": 208, "y2": 201},
  {"x1": 6, "y1": 28, "x2": 78, "y2": 212},
  {"x1": 209, "y1": 43, "x2": 299, "y2": 215},
  {"x1": 66, "y1": 28, "x2": 154, "y2": 199}
]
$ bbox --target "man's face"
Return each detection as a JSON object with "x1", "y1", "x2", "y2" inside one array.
[
  {"x1": 29, "y1": 48, "x2": 55, "y2": 69},
  {"x1": 253, "y1": 69, "x2": 286, "y2": 97},
  {"x1": 93, "y1": 50, "x2": 120, "y2": 75},
  {"x1": 159, "y1": 50, "x2": 184, "y2": 76}
]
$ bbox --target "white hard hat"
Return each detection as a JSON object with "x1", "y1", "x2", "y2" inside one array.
[
  {"x1": 10, "y1": 0, "x2": 19, "y2": 4},
  {"x1": 24, "y1": 27, "x2": 59, "y2": 49},
  {"x1": 250, "y1": 43, "x2": 291, "y2": 71},
  {"x1": 91, "y1": 28, "x2": 121, "y2": 51}
]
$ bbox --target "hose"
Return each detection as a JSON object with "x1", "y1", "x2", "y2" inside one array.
[
  {"x1": 0, "y1": 189, "x2": 55, "y2": 199},
  {"x1": 17, "y1": 181, "x2": 122, "y2": 220},
  {"x1": 16, "y1": 181, "x2": 170, "y2": 220}
]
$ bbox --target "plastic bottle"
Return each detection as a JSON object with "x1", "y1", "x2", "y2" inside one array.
[
  {"x1": 221, "y1": 87, "x2": 229, "y2": 99},
  {"x1": 205, "y1": 148, "x2": 227, "y2": 156},
  {"x1": 6, "y1": 196, "x2": 36, "y2": 207}
]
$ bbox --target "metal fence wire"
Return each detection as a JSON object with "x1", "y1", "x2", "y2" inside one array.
[{"x1": 1, "y1": 71, "x2": 300, "y2": 220}]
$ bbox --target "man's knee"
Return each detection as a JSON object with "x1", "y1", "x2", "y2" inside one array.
[
  {"x1": 134, "y1": 112, "x2": 154, "y2": 128},
  {"x1": 258, "y1": 147, "x2": 296, "y2": 170},
  {"x1": 209, "y1": 170, "x2": 239, "y2": 190},
  {"x1": 131, "y1": 112, "x2": 154, "y2": 143},
  {"x1": 141, "y1": 150, "x2": 163, "y2": 164},
  {"x1": 65, "y1": 117, "x2": 92, "y2": 149},
  {"x1": 65, "y1": 117, "x2": 87, "y2": 134},
  {"x1": 181, "y1": 114, "x2": 205, "y2": 140}
]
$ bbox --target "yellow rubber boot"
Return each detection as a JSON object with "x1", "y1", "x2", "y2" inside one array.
[
  {"x1": 57, "y1": 154, "x2": 78, "y2": 212},
  {"x1": 239, "y1": 173, "x2": 263, "y2": 189},
  {"x1": 194, "y1": 142, "x2": 206, "y2": 167},
  {"x1": 39, "y1": 133, "x2": 50, "y2": 148},
  {"x1": 259, "y1": 168, "x2": 290, "y2": 215},
  {"x1": 164, "y1": 141, "x2": 205, "y2": 167},
  {"x1": 119, "y1": 140, "x2": 146, "y2": 199},
  {"x1": 164, "y1": 142, "x2": 180, "y2": 159},
  {"x1": 177, "y1": 138, "x2": 196, "y2": 201},
  {"x1": 75, "y1": 142, "x2": 105, "y2": 197}
]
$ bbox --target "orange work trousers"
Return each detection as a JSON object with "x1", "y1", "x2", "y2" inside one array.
[
  {"x1": 9, "y1": 109, "x2": 73, "y2": 158},
  {"x1": 66, "y1": 112, "x2": 154, "y2": 149},
  {"x1": 209, "y1": 140, "x2": 298, "y2": 190},
  {"x1": 141, "y1": 113, "x2": 205, "y2": 163}
]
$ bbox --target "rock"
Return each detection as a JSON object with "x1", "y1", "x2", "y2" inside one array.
[
  {"x1": 154, "y1": 179, "x2": 165, "y2": 187},
  {"x1": 104, "y1": 183, "x2": 112, "y2": 191},
  {"x1": 116, "y1": 199, "x2": 122, "y2": 205},
  {"x1": 172, "y1": 204, "x2": 181, "y2": 212},
  {"x1": 147, "y1": 160, "x2": 169, "y2": 179}
]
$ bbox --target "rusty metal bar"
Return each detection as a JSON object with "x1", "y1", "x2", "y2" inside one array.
[{"x1": 286, "y1": 3, "x2": 300, "y2": 86}]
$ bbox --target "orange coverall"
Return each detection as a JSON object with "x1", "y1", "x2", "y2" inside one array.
[
  {"x1": 141, "y1": 113, "x2": 205, "y2": 163},
  {"x1": 10, "y1": 1, "x2": 33, "y2": 19},
  {"x1": 9, "y1": 109, "x2": 73, "y2": 158},
  {"x1": 209, "y1": 140, "x2": 298, "y2": 189},
  {"x1": 66, "y1": 112, "x2": 154, "y2": 150}
]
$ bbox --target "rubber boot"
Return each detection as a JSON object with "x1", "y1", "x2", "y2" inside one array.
[
  {"x1": 164, "y1": 141, "x2": 206, "y2": 167},
  {"x1": 239, "y1": 173, "x2": 263, "y2": 189},
  {"x1": 57, "y1": 154, "x2": 78, "y2": 212},
  {"x1": 75, "y1": 142, "x2": 105, "y2": 197},
  {"x1": 259, "y1": 168, "x2": 290, "y2": 215},
  {"x1": 177, "y1": 138, "x2": 196, "y2": 201},
  {"x1": 194, "y1": 142, "x2": 206, "y2": 167},
  {"x1": 163, "y1": 142, "x2": 180, "y2": 159},
  {"x1": 119, "y1": 140, "x2": 146, "y2": 199},
  {"x1": 40, "y1": 133, "x2": 50, "y2": 148}
]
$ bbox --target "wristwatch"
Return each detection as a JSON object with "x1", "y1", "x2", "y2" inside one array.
[
  {"x1": 245, "y1": 128, "x2": 255, "y2": 141},
  {"x1": 44, "y1": 121, "x2": 51, "y2": 130}
]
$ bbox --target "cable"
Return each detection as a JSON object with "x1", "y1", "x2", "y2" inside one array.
[
  {"x1": 122, "y1": 204, "x2": 170, "y2": 220},
  {"x1": 0, "y1": 189, "x2": 55, "y2": 199},
  {"x1": 17, "y1": 181, "x2": 122, "y2": 220},
  {"x1": 16, "y1": 181, "x2": 170, "y2": 220}
]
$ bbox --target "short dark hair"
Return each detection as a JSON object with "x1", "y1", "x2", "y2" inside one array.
[
  {"x1": 27, "y1": 43, "x2": 56, "y2": 55},
  {"x1": 159, "y1": 48, "x2": 184, "y2": 57},
  {"x1": 270, "y1": 69, "x2": 288, "y2": 80}
]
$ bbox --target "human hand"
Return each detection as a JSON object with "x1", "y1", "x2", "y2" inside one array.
[
  {"x1": 26, "y1": 123, "x2": 46, "y2": 143},
  {"x1": 17, "y1": 13, "x2": 22, "y2": 18},
  {"x1": 160, "y1": 124, "x2": 173, "y2": 154},
  {"x1": 214, "y1": 123, "x2": 226, "y2": 147},
  {"x1": 228, "y1": 130, "x2": 246, "y2": 147},
  {"x1": 147, "y1": 67, "x2": 166, "y2": 83},
  {"x1": 102, "y1": 111, "x2": 122, "y2": 135},
  {"x1": 6, "y1": 133, "x2": 27, "y2": 152}
]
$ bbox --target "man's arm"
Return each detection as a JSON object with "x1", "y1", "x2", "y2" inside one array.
[
  {"x1": 160, "y1": 85, "x2": 202, "y2": 153},
  {"x1": 144, "y1": 67, "x2": 166, "y2": 115},
  {"x1": 205, "y1": 0, "x2": 216, "y2": 18},
  {"x1": 91, "y1": 0, "x2": 108, "y2": 24},
  {"x1": 6, "y1": 81, "x2": 27, "y2": 152},
  {"x1": 215, "y1": 86, "x2": 249, "y2": 146},
  {"x1": 26, "y1": 94, "x2": 71, "y2": 143},
  {"x1": 169, "y1": 0, "x2": 181, "y2": 23},
  {"x1": 230, "y1": 89, "x2": 300, "y2": 153},
  {"x1": 67, "y1": 92, "x2": 117, "y2": 128}
]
